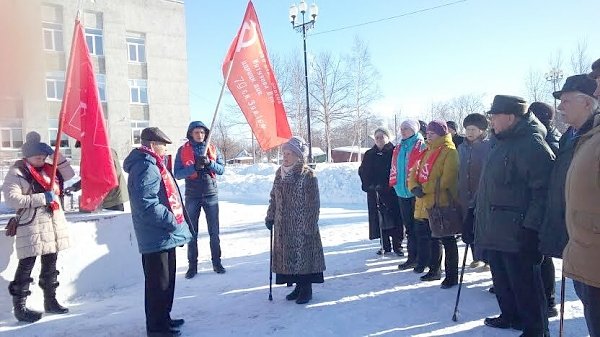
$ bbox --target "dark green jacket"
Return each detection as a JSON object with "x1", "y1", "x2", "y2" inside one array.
[{"x1": 475, "y1": 113, "x2": 555, "y2": 253}]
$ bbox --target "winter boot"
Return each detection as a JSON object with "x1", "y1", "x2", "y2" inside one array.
[
  {"x1": 420, "y1": 270, "x2": 441, "y2": 282},
  {"x1": 39, "y1": 275, "x2": 69, "y2": 314},
  {"x1": 440, "y1": 276, "x2": 458, "y2": 289},
  {"x1": 212, "y1": 262, "x2": 226, "y2": 274},
  {"x1": 185, "y1": 264, "x2": 197, "y2": 279},
  {"x1": 398, "y1": 260, "x2": 417, "y2": 270},
  {"x1": 295, "y1": 283, "x2": 313, "y2": 304},
  {"x1": 286, "y1": 284, "x2": 300, "y2": 301},
  {"x1": 484, "y1": 315, "x2": 521, "y2": 330},
  {"x1": 8, "y1": 279, "x2": 43, "y2": 323}
]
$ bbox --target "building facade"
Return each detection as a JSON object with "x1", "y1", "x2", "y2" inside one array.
[{"x1": 0, "y1": 0, "x2": 190, "y2": 162}]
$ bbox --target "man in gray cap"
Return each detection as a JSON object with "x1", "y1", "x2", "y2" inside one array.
[
  {"x1": 123, "y1": 127, "x2": 192, "y2": 337},
  {"x1": 475, "y1": 95, "x2": 554, "y2": 337}
]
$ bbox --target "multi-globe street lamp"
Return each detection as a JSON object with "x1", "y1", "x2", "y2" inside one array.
[
  {"x1": 545, "y1": 68, "x2": 564, "y2": 111},
  {"x1": 289, "y1": 1, "x2": 318, "y2": 163}
]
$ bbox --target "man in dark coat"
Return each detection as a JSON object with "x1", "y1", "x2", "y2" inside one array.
[
  {"x1": 359, "y1": 127, "x2": 404, "y2": 256},
  {"x1": 475, "y1": 95, "x2": 554, "y2": 337},
  {"x1": 447, "y1": 121, "x2": 465, "y2": 147},
  {"x1": 123, "y1": 127, "x2": 192, "y2": 337}
]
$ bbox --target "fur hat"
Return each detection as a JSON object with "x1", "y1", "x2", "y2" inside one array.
[
  {"x1": 21, "y1": 131, "x2": 53, "y2": 158},
  {"x1": 373, "y1": 127, "x2": 391, "y2": 139},
  {"x1": 282, "y1": 136, "x2": 308, "y2": 159},
  {"x1": 400, "y1": 119, "x2": 420, "y2": 136},
  {"x1": 463, "y1": 113, "x2": 489, "y2": 131},
  {"x1": 528, "y1": 102, "x2": 555, "y2": 126},
  {"x1": 426, "y1": 120, "x2": 449, "y2": 136}
]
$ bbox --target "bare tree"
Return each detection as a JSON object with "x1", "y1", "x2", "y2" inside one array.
[
  {"x1": 211, "y1": 118, "x2": 244, "y2": 162},
  {"x1": 447, "y1": 94, "x2": 485, "y2": 129},
  {"x1": 570, "y1": 40, "x2": 590, "y2": 74},
  {"x1": 525, "y1": 68, "x2": 548, "y2": 102},
  {"x1": 310, "y1": 51, "x2": 351, "y2": 162},
  {"x1": 428, "y1": 101, "x2": 452, "y2": 121},
  {"x1": 280, "y1": 52, "x2": 308, "y2": 138},
  {"x1": 346, "y1": 36, "x2": 382, "y2": 161}
]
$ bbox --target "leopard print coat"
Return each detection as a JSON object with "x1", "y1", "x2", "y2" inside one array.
[{"x1": 266, "y1": 162, "x2": 326, "y2": 275}]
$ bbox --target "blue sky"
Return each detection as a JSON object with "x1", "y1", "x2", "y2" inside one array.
[{"x1": 185, "y1": 0, "x2": 600, "y2": 126}]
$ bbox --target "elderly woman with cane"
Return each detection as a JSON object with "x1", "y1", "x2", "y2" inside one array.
[{"x1": 265, "y1": 136, "x2": 326, "y2": 304}]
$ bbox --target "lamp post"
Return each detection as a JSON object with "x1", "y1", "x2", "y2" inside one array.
[
  {"x1": 545, "y1": 68, "x2": 564, "y2": 111},
  {"x1": 289, "y1": 1, "x2": 318, "y2": 163}
]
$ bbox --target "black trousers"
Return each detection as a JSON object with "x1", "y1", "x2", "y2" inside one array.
[
  {"x1": 488, "y1": 250, "x2": 548, "y2": 336},
  {"x1": 398, "y1": 197, "x2": 417, "y2": 262},
  {"x1": 142, "y1": 248, "x2": 176, "y2": 332},
  {"x1": 14, "y1": 253, "x2": 58, "y2": 284},
  {"x1": 415, "y1": 219, "x2": 434, "y2": 269},
  {"x1": 573, "y1": 280, "x2": 600, "y2": 337},
  {"x1": 381, "y1": 228, "x2": 403, "y2": 252},
  {"x1": 429, "y1": 236, "x2": 458, "y2": 278},
  {"x1": 540, "y1": 256, "x2": 556, "y2": 307}
]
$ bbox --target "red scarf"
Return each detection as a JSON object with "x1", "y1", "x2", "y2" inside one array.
[
  {"x1": 389, "y1": 139, "x2": 424, "y2": 187},
  {"x1": 23, "y1": 161, "x2": 61, "y2": 211},
  {"x1": 416, "y1": 146, "x2": 443, "y2": 184},
  {"x1": 181, "y1": 141, "x2": 217, "y2": 179},
  {"x1": 139, "y1": 147, "x2": 185, "y2": 225}
]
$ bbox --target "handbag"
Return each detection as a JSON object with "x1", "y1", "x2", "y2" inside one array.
[
  {"x1": 426, "y1": 178, "x2": 462, "y2": 238},
  {"x1": 5, "y1": 215, "x2": 20, "y2": 237}
]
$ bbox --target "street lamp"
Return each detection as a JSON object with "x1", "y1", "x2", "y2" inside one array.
[
  {"x1": 545, "y1": 67, "x2": 564, "y2": 111},
  {"x1": 289, "y1": 1, "x2": 318, "y2": 163}
]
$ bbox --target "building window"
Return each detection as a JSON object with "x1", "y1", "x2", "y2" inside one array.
[
  {"x1": 127, "y1": 36, "x2": 146, "y2": 63},
  {"x1": 96, "y1": 74, "x2": 107, "y2": 102},
  {"x1": 48, "y1": 119, "x2": 69, "y2": 148},
  {"x1": 85, "y1": 28, "x2": 104, "y2": 56},
  {"x1": 131, "y1": 120, "x2": 150, "y2": 146},
  {"x1": 46, "y1": 72, "x2": 65, "y2": 101},
  {"x1": 0, "y1": 128, "x2": 23, "y2": 149},
  {"x1": 129, "y1": 79, "x2": 148, "y2": 104},
  {"x1": 42, "y1": 22, "x2": 64, "y2": 51}
]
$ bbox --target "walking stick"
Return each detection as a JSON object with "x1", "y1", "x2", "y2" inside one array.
[
  {"x1": 268, "y1": 225, "x2": 274, "y2": 301},
  {"x1": 375, "y1": 190, "x2": 386, "y2": 258},
  {"x1": 452, "y1": 243, "x2": 470, "y2": 322},
  {"x1": 559, "y1": 275, "x2": 566, "y2": 337}
]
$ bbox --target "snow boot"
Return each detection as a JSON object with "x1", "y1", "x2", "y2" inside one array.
[
  {"x1": 39, "y1": 273, "x2": 69, "y2": 314},
  {"x1": 286, "y1": 284, "x2": 300, "y2": 301},
  {"x1": 398, "y1": 260, "x2": 417, "y2": 270},
  {"x1": 169, "y1": 318, "x2": 185, "y2": 328},
  {"x1": 185, "y1": 264, "x2": 197, "y2": 279},
  {"x1": 484, "y1": 315, "x2": 521, "y2": 330},
  {"x1": 212, "y1": 263, "x2": 226, "y2": 274},
  {"x1": 8, "y1": 279, "x2": 43, "y2": 323},
  {"x1": 440, "y1": 276, "x2": 458, "y2": 289},
  {"x1": 420, "y1": 270, "x2": 441, "y2": 282},
  {"x1": 295, "y1": 283, "x2": 312, "y2": 304}
]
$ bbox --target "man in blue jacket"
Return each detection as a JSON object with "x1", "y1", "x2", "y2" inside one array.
[
  {"x1": 174, "y1": 121, "x2": 226, "y2": 278},
  {"x1": 124, "y1": 127, "x2": 192, "y2": 337}
]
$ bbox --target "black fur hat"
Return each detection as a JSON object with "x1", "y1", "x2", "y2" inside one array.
[{"x1": 462, "y1": 113, "x2": 488, "y2": 131}]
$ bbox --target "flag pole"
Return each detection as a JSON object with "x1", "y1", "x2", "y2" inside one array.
[
  {"x1": 202, "y1": 59, "x2": 235, "y2": 156},
  {"x1": 51, "y1": 18, "x2": 80, "y2": 184}
]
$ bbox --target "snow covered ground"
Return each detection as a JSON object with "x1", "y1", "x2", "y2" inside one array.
[{"x1": 0, "y1": 163, "x2": 590, "y2": 336}]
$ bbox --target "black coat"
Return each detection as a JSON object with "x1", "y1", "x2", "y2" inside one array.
[
  {"x1": 358, "y1": 143, "x2": 402, "y2": 240},
  {"x1": 539, "y1": 118, "x2": 595, "y2": 258},
  {"x1": 544, "y1": 126, "x2": 562, "y2": 156},
  {"x1": 475, "y1": 113, "x2": 555, "y2": 253}
]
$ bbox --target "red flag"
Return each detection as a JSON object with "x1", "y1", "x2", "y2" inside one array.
[
  {"x1": 223, "y1": 1, "x2": 292, "y2": 150},
  {"x1": 59, "y1": 20, "x2": 117, "y2": 211}
]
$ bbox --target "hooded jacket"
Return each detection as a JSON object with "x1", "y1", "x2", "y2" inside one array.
[
  {"x1": 475, "y1": 112, "x2": 555, "y2": 253},
  {"x1": 174, "y1": 121, "x2": 225, "y2": 197},
  {"x1": 124, "y1": 148, "x2": 192, "y2": 254}
]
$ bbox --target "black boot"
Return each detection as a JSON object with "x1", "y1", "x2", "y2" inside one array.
[
  {"x1": 286, "y1": 284, "x2": 300, "y2": 301},
  {"x1": 212, "y1": 262, "x2": 226, "y2": 274},
  {"x1": 8, "y1": 279, "x2": 43, "y2": 323},
  {"x1": 295, "y1": 283, "x2": 312, "y2": 304},
  {"x1": 39, "y1": 274, "x2": 69, "y2": 314},
  {"x1": 185, "y1": 263, "x2": 197, "y2": 279},
  {"x1": 420, "y1": 270, "x2": 441, "y2": 281},
  {"x1": 398, "y1": 260, "x2": 417, "y2": 270},
  {"x1": 440, "y1": 276, "x2": 458, "y2": 289}
]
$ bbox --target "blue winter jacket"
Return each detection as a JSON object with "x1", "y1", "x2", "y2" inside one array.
[
  {"x1": 123, "y1": 148, "x2": 192, "y2": 254},
  {"x1": 174, "y1": 121, "x2": 225, "y2": 197},
  {"x1": 393, "y1": 133, "x2": 425, "y2": 198}
]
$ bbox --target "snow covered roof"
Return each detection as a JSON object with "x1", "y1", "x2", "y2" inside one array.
[{"x1": 332, "y1": 146, "x2": 370, "y2": 154}]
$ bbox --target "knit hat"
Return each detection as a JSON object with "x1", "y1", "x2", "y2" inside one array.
[
  {"x1": 462, "y1": 113, "x2": 489, "y2": 131},
  {"x1": 400, "y1": 119, "x2": 420, "y2": 136},
  {"x1": 21, "y1": 131, "x2": 53, "y2": 158},
  {"x1": 373, "y1": 127, "x2": 391, "y2": 138},
  {"x1": 426, "y1": 120, "x2": 448, "y2": 136},
  {"x1": 446, "y1": 121, "x2": 458, "y2": 132},
  {"x1": 282, "y1": 136, "x2": 309, "y2": 159},
  {"x1": 528, "y1": 102, "x2": 555, "y2": 126}
]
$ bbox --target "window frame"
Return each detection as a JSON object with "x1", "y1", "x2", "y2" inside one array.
[
  {"x1": 46, "y1": 72, "x2": 65, "y2": 101},
  {"x1": 126, "y1": 36, "x2": 146, "y2": 63},
  {"x1": 48, "y1": 119, "x2": 70, "y2": 149},
  {"x1": 128, "y1": 79, "x2": 148, "y2": 105},
  {"x1": 42, "y1": 22, "x2": 64, "y2": 52},
  {"x1": 0, "y1": 128, "x2": 24, "y2": 149},
  {"x1": 85, "y1": 27, "x2": 104, "y2": 56},
  {"x1": 131, "y1": 120, "x2": 150, "y2": 146}
]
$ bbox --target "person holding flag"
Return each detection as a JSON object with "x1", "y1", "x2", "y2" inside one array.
[
  {"x1": 174, "y1": 121, "x2": 226, "y2": 278},
  {"x1": 124, "y1": 127, "x2": 192, "y2": 337},
  {"x1": 2, "y1": 132, "x2": 75, "y2": 323}
]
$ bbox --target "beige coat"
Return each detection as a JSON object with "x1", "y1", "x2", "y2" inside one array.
[
  {"x1": 266, "y1": 163, "x2": 326, "y2": 275},
  {"x1": 2, "y1": 159, "x2": 74, "y2": 259},
  {"x1": 563, "y1": 115, "x2": 600, "y2": 288}
]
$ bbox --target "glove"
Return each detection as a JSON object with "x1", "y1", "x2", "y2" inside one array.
[
  {"x1": 265, "y1": 220, "x2": 274, "y2": 230},
  {"x1": 195, "y1": 156, "x2": 211, "y2": 170},
  {"x1": 411, "y1": 186, "x2": 425, "y2": 198},
  {"x1": 44, "y1": 192, "x2": 59, "y2": 205},
  {"x1": 64, "y1": 187, "x2": 74, "y2": 196}
]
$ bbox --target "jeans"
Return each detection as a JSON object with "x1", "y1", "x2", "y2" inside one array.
[
  {"x1": 186, "y1": 194, "x2": 221, "y2": 266},
  {"x1": 573, "y1": 280, "x2": 600, "y2": 337},
  {"x1": 398, "y1": 197, "x2": 417, "y2": 262},
  {"x1": 142, "y1": 248, "x2": 176, "y2": 332}
]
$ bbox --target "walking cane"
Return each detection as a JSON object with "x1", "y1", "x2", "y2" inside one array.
[
  {"x1": 559, "y1": 275, "x2": 566, "y2": 337},
  {"x1": 268, "y1": 225, "x2": 274, "y2": 301},
  {"x1": 452, "y1": 244, "x2": 470, "y2": 322},
  {"x1": 375, "y1": 190, "x2": 386, "y2": 258}
]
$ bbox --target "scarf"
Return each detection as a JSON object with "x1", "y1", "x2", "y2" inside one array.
[
  {"x1": 181, "y1": 141, "x2": 217, "y2": 179},
  {"x1": 416, "y1": 146, "x2": 443, "y2": 184},
  {"x1": 139, "y1": 146, "x2": 185, "y2": 224},
  {"x1": 389, "y1": 138, "x2": 424, "y2": 187},
  {"x1": 23, "y1": 161, "x2": 61, "y2": 211},
  {"x1": 280, "y1": 163, "x2": 295, "y2": 178}
]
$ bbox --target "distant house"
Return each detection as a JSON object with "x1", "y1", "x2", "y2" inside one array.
[
  {"x1": 310, "y1": 147, "x2": 327, "y2": 163},
  {"x1": 227, "y1": 149, "x2": 254, "y2": 164},
  {"x1": 330, "y1": 146, "x2": 370, "y2": 163}
]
